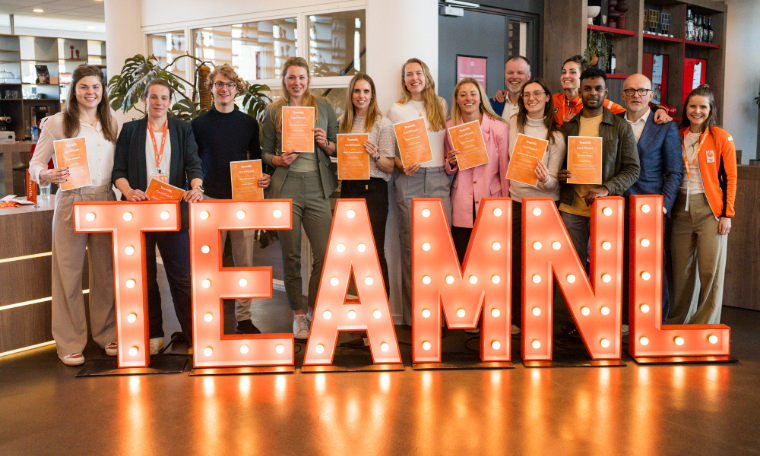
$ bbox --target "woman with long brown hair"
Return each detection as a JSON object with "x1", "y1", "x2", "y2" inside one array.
[
  {"x1": 29, "y1": 65, "x2": 119, "y2": 366},
  {"x1": 261, "y1": 57, "x2": 338, "y2": 339}
]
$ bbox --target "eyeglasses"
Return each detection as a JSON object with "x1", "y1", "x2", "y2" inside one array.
[
  {"x1": 522, "y1": 91, "x2": 547, "y2": 99},
  {"x1": 623, "y1": 88, "x2": 652, "y2": 97},
  {"x1": 214, "y1": 82, "x2": 237, "y2": 90}
]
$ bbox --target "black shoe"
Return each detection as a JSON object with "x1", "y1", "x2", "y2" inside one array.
[
  {"x1": 236, "y1": 319, "x2": 262, "y2": 334},
  {"x1": 561, "y1": 320, "x2": 581, "y2": 340}
]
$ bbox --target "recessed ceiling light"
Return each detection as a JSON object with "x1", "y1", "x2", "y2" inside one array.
[{"x1": 33, "y1": 8, "x2": 44, "y2": 13}]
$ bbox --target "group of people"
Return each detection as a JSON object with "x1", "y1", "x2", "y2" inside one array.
[{"x1": 29, "y1": 50, "x2": 736, "y2": 366}]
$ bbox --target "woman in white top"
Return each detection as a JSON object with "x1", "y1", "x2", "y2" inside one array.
[
  {"x1": 387, "y1": 58, "x2": 451, "y2": 326},
  {"x1": 339, "y1": 73, "x2": 396, "y2": 293},
  {"x1": 507, "y1": 77, "x2": 566, "y2": 332},
  {"x1": 28, "y1": 65, "x2": 119, "y2": 366}
]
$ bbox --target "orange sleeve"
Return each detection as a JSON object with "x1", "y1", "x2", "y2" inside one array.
[
  {"x1": 607, "y1": 100, "x2": 626, "y2": 114},
  {"x1": 720, "y1": 131, "x2": 737, "y2": 217}
]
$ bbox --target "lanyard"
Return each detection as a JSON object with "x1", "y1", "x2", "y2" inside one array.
[
  {"x1": 681, "y1": 134, "x2": 703, "y2": 181},
  {"x1": 148, "y1": 120, "x2": 168, "y2": 173}
]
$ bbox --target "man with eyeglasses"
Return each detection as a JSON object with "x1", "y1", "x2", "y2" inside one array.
[
  {"x1": 490, "y1": 56, "x2": 531, "y2": 118},
  {"x1": 619, "y1": 74, "x2": 683, "y2": 328},
  {"x1": 191, "y1": 64, "x2": 271, "y2": 335}
]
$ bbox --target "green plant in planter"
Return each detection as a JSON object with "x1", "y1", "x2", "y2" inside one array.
[{"x1": 584, "y1": 29, "x2": 609, "y2": 71}]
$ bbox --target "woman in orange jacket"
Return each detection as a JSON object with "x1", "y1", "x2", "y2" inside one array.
[{"x1": 669, "y1": 84, "x2": 737, "y2": 325}]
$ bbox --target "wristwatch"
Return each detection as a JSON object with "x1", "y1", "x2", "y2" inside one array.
[
  {"x1": 194, "y1": 185, "x2": 205, "y2": 193},
  {"x1": 373, "y1": 155, "x2": 381, "y2": 163}
]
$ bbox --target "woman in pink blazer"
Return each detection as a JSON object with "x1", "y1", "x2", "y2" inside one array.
[{"x1": 445, "y1": 77, "x2": 510, "y2": 263}]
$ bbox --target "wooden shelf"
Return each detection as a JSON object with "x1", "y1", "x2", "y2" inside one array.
[
  {"x1": 0, "y1": 49, "x2": 19, "y2": 52},
  {"x1": 587, "y1": 24, "x2": 637, "y2": 36},
  {"x1": 0, "y1": 98, "x2": 22, "y2": 100},
  {"x1": 684, "y1": 39, "x2": 720, "y2": 49},
  {"x1": 643, "y1": 33, "x2": 683, "y2": 43},
  {"x1": 606, "y1": 73, "x2": 630, "y2": 79}
]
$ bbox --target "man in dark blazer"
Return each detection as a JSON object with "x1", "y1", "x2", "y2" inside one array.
[{"x1": 619, "y1": 74, "x2": 684, "y2": 326}]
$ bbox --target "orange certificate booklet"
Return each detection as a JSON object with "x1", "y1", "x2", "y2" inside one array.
[
  {"x1": 145, "y1": 178, "x2": 185, "y2": 201},
  {"x1": 53, "y1": 137, "x2": 91, "y2": 191},
  {"x1": 448, "y1": 120, "x2": 489, "y2": 171},
  {"x1": 506, "y1": 133, "x2": 549, "y2": 186},
  {"x1": 282, "y1": 106, "x2": 315, "y2": 153},
  {"x1": 230, "y1": 159, "x2": 264, "y2": 200},
  {"x1": 337, "y1": 134, "x2": 370, "y2": 180},
  {"x1": 567, "y1": 136, "x2": 603, "y2": 184},
  {"x1": 393, "y1": 118, "x2": 433, "y2": 167}
]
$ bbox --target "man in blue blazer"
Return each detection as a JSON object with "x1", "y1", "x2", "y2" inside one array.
[{"x1": 619, "y1": 74, "x2": 684, "y2": 326}]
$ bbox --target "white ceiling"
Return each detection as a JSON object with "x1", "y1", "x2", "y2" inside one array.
[{"x1": 0, "y1": 0, "x2": 104, "y2": 20}]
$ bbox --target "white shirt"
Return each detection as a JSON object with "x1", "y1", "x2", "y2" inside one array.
[
  {"x1": 387, "y1": 98, "x2": 448, "y2": 168},
  {"x1": 501, "y1": 96, "x2": 519, "y2": 119},
  {"x1": 625, "y1": 108, "x2": 651, "y2": 143},
  {"x1": 145, "y1": 127, "x2": 172, "y2": 181},
  {"x1": 680, "y1": 131, "x2": 705, "y2": 194},
  {"x1": 29, "y1": 112, "x2": 117, "y2": 188}
]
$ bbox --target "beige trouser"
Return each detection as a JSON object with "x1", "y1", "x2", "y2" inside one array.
[
  {"x1": 51, "y1": 184, "x2": 117, "y2": 357},
  {"x1": 669, "y1": 192, "x2": 727, "y2": 325},
  {"x1": 203, "y1": 195, "x2": 255, "y2": 321}
]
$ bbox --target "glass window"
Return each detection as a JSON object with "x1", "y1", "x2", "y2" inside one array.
[
  {"x1": 193, "y1": 18, "x2": 297, "y2": 81},
  {"x1": 147, "y1": 31, "x2": 188, "y2": 77},
  {"x1": 266, "y1": 87, "x2": 347, "y2": 119},
  {"x1": 307, "y1": 10, "x2": 365, "y2": 78}
]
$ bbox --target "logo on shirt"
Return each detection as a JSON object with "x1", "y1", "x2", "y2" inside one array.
[{"x1": 706, "y1": 150, "x2": 715, "y2": 163}]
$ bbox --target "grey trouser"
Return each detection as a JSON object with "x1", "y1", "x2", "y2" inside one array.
[
  {"x1": 394, "y1": 167, "x2": 452, "y2": 325},
  {"x1": 51, "y1": 184, "x2": 116, "y2": 356},
  {"x1": 560, "y1": 211, "x2": 591, "y2": 272}
]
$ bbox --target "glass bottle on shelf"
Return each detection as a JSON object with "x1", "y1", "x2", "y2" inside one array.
[
  {"x1": 695, "y1": 14, "x2": 701, "y2": 41},
  {"x1": 609, "y1": 45, "x2": 616, "y2": 74},
  {"x1": 686, "y1": 9, "x2": 693, "y2": 41},
  {"x1": 699, "y1": 15, "x2": 705, "y2": 42},
  {"x1": 707, "y1": 18, "x2": 714, "y2": 44}
]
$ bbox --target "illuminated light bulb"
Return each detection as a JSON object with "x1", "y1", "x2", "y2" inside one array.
[
  {"x1": 491, "y1": 341, "x2": 501, "y2": 350},
  {"x1": 493, "y1": 208, "x2": 502, "y2": 217},
  {"x1": 123, "y1": 212, "x2": 133, "y2": 221},
  {"x1": 365, "y1": 276, "x2": 373, "y2": 286},
  {"x1": 323, "y1": 310, "x2": 332, "y2": 320},
  {"x1": 532, "y1": 307, "x2": 541, "y2": 316},
  {"x1": 276, "y1": 344, "x2": 285, "y2": 354},
  {"x1": 600, "y1": 339, "x2": 610, "y2": 348},
  {"x1": 581, "y1": 307, "x2": 590, "y2": 316},
  {"x1": 601, "y1": 306, "x2": 610, "y2": 316},
  {"x1": 708, "y1": 335, "x2": 719, "y2": 344},
  {"x1": 567, "y1": 274, "x2": 576, "y2": 283},
  {"x1": 457, "y1": 309, "x2": 465, "y2": 318},
  {"x1": 347, "y1": 210, "x2": 356, "y2": 219},
  {"x1": 422, "y1": 209, "x2": 430, "y2": 217},
  {"x1": 337, "y1": 243, "x2": 345, "y2": 252},
  {"x1": 532, "y1": 208, "x2": 542, "y2": 216},
  {"x1": 640, "y1": 304, "x2": 650, "y2": 313},
  {"x1": 641, "y1": 272, "x2": 651, "y2": 281},
  {"x1": 200, "y1": 211, "x2": 209, "y2": 220},
  {"x1": 446, "y1": 275, "x2": 455, "y2": 284},
  {"x1": 531, "y1": 340, "x2": 541, "y2": 349},
  {"x1": 602, "y1": 274, "x2": 611, "y2": 283},
  {"x1": 160, "y1": 211, "x2": 170, "y2": 220},
  {"x1": 357, "y1": 243, "x2": 366, "y2": 252},
  {"x1": 422, "y1": 243, "x2": 431, "y2": 251},
  {"x1": 316, "y1": 344, "x2": 325, "y2": 354},
  {"x1": 128, "y1": 347, "x2": 138, "y2": 356},
  {"x1": 491, "y1": 308, "x2": 500, "y2": 318},
  {"x1": 239, "y1": 278, "x2": 247, "y2": 287},
  {"x1": 641, "y1": 204, "x2": 651, "y2": 213},
  {"x1": 237, "y1": 210, "x2": 246, "y2": 219},
  {"x1": 422, "y1": 341, "x2": 431, "y2": 351},
  {"x1": 469, "y1": 275, "x2": 478, "y2": 284},
  {"x1": 202, "y1": 279, "x2": 211, "y2": 288},
  {"x1": 201, "y1": 245, "x2": 210, "y2": 254},
  {"x1": 204, "y1": 313, "x2": 213, "y2": 322},
  {"x1": 240, "y1": 345, "x2": 249, "y2": 354},
  {"x1": 273, "y1": 210, "x2": 282, "y2": 218},
  {"x1": 422, "y1": 276, "x2": 431, "y2": 285},
  {"x1": 127, "y1": 313, "x2": 137, "y2": 323},
  {"x1": 603, "y1": 207, "x2": 613, "y2": 216},
  {"x1": 347, "y1": 310, "x2": 357, "y2": 320},
  {"x1": 125, "y1": 246, "x2": 135, "y2": 255},
  {"x1": 373, "y1": 310, "x2": 381, "y2": 319},
  {"x1": 126, "y1": 279, "x2": 136, "y2": 289},
  {"x1": 492, "y1": 242, "x2": 501, "y2": 251},
  {"x1": 641, "y1": 239, "x2": 650, "y2": 247},
  {"x1": 674, "y1": 336, "x2": 684, "y2": 346},
  {"x1": 533, "y1": 241, "x2": 542, "y2": 250},
  {"x1": 640, "y1": 337, "x2": 649, "y2": 346},
  {"x1": 602, "y1": 241, "x2": 611, "y2": 250},
  {"x1": 532, "y1": 274, "x2": 541, "y2": 284},
  {"x1": 491, "y1": 275, "x2": 500, "y2": 284},
  {"x1": 330, "y1": 277, "x2": 339, "y2": 286},
  {"x1": 204, "y1": 347, "x2": 213, "y2": 357},
  {"x1": 381, "y1": 343, "x2": 389, "y2": 352},
  {"x1": 422, "y1": 309, "x2": 431, "y2": 318},
  {"x1": 85, "y1": 212, "x2": 96, "y2": 222}
]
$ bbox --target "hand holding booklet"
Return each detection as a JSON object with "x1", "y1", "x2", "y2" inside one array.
[
  {"x1": 393, "y1": 118, "x2": 433, "y2": 167},
  {"x1": 53, "y1": 137, "x2": 91, "y2": 191},
  {"x1": 230, "y1": 159, "x2": 264, "y2": 200},
  {"x1": 447, "y1": 120, "x2": 489, "y2": 170},
  {"x1": 145, "y1": 178, "x2": 185, "y2": 201},
  {"x1": 505, "y1": 133, "x2": 549, "y2": 186},
  {"x1": 567, "y1": 136, "x2": 603, "y2": 185}
]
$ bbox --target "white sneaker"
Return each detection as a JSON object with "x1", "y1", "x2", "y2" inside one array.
[
  {"x1": 622, "y1": 324, "x2": 629, "y2": 336},
  {"x1": 149, "y1": 337, "x2": 164, "y2": 355},
  {"x1": 293, "y1": 314, "x2": 310, "y2": 339},
  {"x1": 60, "y1": 353, "x2": 85, "y2": 366},
  {"x1": 511, "y1": 325, "x2": 521, "y2": 335},
  {"x1": 104, "y1": 342, "x2": 118, "y2": 357}
]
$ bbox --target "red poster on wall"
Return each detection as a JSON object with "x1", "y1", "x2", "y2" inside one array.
[{"x1": 456, "y1": 55, "x2": 487, "y2": 91}]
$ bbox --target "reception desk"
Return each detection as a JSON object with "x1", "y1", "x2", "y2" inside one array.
[{"x1": 725, "y1": 165, "x2": 760, "y2": 311}]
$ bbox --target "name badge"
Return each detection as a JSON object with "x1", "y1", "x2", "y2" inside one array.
[
  {"x1": 152, "y1": 174, "x2": 169, "y2": 184},
  {"x1": 706, "y1": 150, "x2": 715, "y2": 164}
]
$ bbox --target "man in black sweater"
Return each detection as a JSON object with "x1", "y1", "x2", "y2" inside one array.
[{"x1": 191, "y1": 65, "x2": 271, "y2": 334}]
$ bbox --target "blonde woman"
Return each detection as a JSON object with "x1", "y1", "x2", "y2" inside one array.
[{"x1": 387, "y1": 58, "x2": 450, "y2": 326}]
